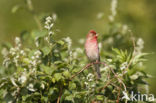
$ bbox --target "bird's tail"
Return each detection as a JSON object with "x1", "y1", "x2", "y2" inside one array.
[{"x1": 94, "y1": 64, "x2": 101, "y2": 79}]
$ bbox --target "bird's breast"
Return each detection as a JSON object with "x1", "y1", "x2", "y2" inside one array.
[{"x1": 85, "y1": 40, "x2": 99, "y2": 61}]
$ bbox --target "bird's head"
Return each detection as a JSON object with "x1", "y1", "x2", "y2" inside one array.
[{"x1": 87, "y1": 30, "x2": 98, "y2": 40}]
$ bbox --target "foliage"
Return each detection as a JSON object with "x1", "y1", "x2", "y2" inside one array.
[{"x1": 0, "y1": 0, "x2": 153, "y2": 103}]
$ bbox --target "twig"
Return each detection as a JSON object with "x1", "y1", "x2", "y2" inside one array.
[
  {"x1": 122, "y1": 30, "x2": 136, "y2": 75},
  {"x1": 70, "y1": 63, "x2": 93, "y2": 80},
  {"x1": 57, "y1": 86, "x2": 63, "y2": 103},
  {"x1": 100, "y1": 78, "x2": 114, "y2": 91},
  {"x1": 115, "y1": 83, "x2": 122, "y2": 103},
  {"x1": 13, "y1": 87, "x2": 21, "y2": 103}
]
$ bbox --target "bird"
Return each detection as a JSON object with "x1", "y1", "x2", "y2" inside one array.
[{"x1": 85, "y1": 30, "x2": 101, "y2": 79}]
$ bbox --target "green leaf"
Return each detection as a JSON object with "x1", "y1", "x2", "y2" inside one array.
[
  {"x1": 133, "y1": 53, "x2": 149, "y2": 64},
  {"x1": 22, "y1": 58, "x2": 31, "y2": 64},
  {"x1": 41, "y1": 46, "x2": 51, "y2": 56},
  {"x1": 22, "y1": 94, "x2": 31, "y2": 102},
  {"x1": 63, "y1": 71, "x2": 70, "y2": 78},
  {"x1": 41, "y1": 96, "x2": 48, "y2": 102},
  {"x1": 96, "y1": 95, "x2": 104, "y2": 101},
  {"x1": 57, "y1": 40, "x2": 65, "y2": 45},
  {"x1": 112, "y1": 48, "x2": 121, "y2": 55},
  {"x1": 31, "y1": 30, "x2": 47, "y2": 39},
  {"x1": 54, "y1": 61, "x2": 62, "y2": 65},
  {"x1": 40, "y1": 64, "x2": 52, "y2": 75},
  {"x1": 52, "y1": 78, "x2": 56, "y2": 83},
  {"x1": 54, "y1": 73, "x2": 62, "y2": 81},
  {"x1": 69, "y1": 82, "x2": 76, "y2": 89},
  {"x1": 65, "y1": 95, "x2": 73, "y2": 101}
]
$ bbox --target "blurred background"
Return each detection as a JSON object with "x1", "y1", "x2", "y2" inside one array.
[{"x1": 0, "y1": 0, "x2": 156, "y2": 95}]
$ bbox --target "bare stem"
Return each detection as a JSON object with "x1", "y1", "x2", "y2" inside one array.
[
  {"x1": 57, "y1": 86, "x2": 63, "y2": 103},
  {"x1": 70, "y1": 63, "x2": 92, "y2": 80}
]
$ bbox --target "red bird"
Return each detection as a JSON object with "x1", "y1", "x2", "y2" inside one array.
[{"x1": 85, "y1": 30, "x2": 101, "y2": 79}]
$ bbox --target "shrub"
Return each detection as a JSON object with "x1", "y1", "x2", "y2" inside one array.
[{"x1": 0, "y1": 0, "x2": 151, "y2": 103}]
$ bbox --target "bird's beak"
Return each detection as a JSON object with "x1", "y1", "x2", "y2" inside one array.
[{"x1": 96, "y1": 34, "x2": 99, "y2": 37}]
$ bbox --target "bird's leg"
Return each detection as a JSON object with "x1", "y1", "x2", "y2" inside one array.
[
  {"x1": 95, "y1": 60, "x2": 99, "y2": 64},
  {"x1": 92, "y1": 61, "x2": 100, "y2": 80},
  {"x1": 91, "y1": 62, "x2": 97, "y2": 79}
]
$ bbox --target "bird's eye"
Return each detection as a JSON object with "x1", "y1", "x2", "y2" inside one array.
[{"x1": 91, "y1": 33, "x2": 95, "y2": 36}]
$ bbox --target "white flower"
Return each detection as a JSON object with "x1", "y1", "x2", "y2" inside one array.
[
  {"x1": 38, "y1": 60, "x2": 41, "y2": 63},
  {"x1": 52, "y1": 13, "x2": 57, "y2": 21},
  {"x1": 10, "y1": 48, "x2": 16, "y2": 55},
  {"x1": 87, "y1": 73, "x2": 94, "y2": 80},
  {"x1": 101, "y1": 66, "x2": 109, "y2": 72},
  {"x1": 3, "y1": 58, "x2": 10, "y2": 67},
  {"x1": 41, "y1": 83, "x2": 45, "y2": 89},
  {"x1": 75, "y1": 48, "x2": 83, "y2": 53},
  {"x1": 18, "y1": 72, "x2": 27, "y2": 84},
  {"x1": 137, "y1": 38, "x2": 144, "y2": 49},
  {"x1": 64, "y1": 58, "x2": 68, "y2": 62},
  {"x1": 46, "y1": 16, "x2": 52, "y2": 22},
  {"x1": 36, "y1": 55, "x2": 40, "y2": 59},
  {"x1": 15, "y1": 37, "x2": 21, "y2": 45},
  {"x1": 120, "y1": 62, "x2": 128, "y2": 70},
  {"x1": 108, "y1": 15, "x2": 114, "y2": 22},
  {"x1": 15, "y1": 37, "x2": 22, "y2": 48},
  {"x1": 48, "y1": 31, "x2": 53, "y2": 36},
  {"x1": 111, "y1": 0, "x2": 117, "y2": 16},
  {"x1": 45, "y1": 15, "x2": 55, "y2": 33},
  {"x1": 44, "y1": 25, "x2": 50, "y2": 30},
  {"x1": 30, "y1": 50, "x2": 42, "y2": 67},
  {"x1": 31, "y1": 56, "x2": 35, "y2": 60},
  {"x1": 107, "y1": 37, "x2": 113, "y2": 44},
  {"x1": 1, "y1": 48, "x2": 9, "y2": 57},
  {"x1": 109, "y1": 0, "x2": 118, "y2": 22},
  {"x1": 44, "y1": 15, "x2": 57, "y2": 44},
  {"x1": 8, "y1": 101, "x2": 13, "y2": 103},
  {"x1": 54, "y1": 49, "x2": 59, "y2": 53},
  {"x1": 15, "y1": 55, "x2": 19, "y2": 59},
  {"x1": 84, "y1": 82, "x2": 88, "y2": 87},
  {"x1": 31, "y1": 60, "x2": 37, "y2": 66},
  {"x1": 122, "y1": 25, "x2": 128, "y2": 34},
  {"x1": 20, "y1": 50, "x2": 25, "y2": 55},
  {"x1": 10, "y1": 77, "x2": 18, "y2": 87},
  {"x1": 107, "y1": 59, "x2": 112, "y2": 62},
  {"x1": 80, "y1": 63, "x2": 85, "y2": 67},
  {"x1": 98, "y1": 42, "x2": 102, "y2": 51},
  {"x1": 88, "y1": 78, "x2": 93, "y2": 82},
  {"x1": 27, "y1": 83, "x2": 36, "y2": 92},
  {"x1": 91, "y1": 84, "x2": 95, "y2": 88},
  {"x1": 97, "y1": 12, "x2": 104, "y2": 19},
  {"x1": 64, "y1": 37, "x2": 72, "y2": 50},
  {"x1": 49, "y1": 23, "x2": 54, "y2": 29},
  {"x1": 130, "y1": 74, "x2": 138, "y2": 80},
  {"x1": 34, "y1": 50, "x2": 42, "y2": 55},
  {"x1": 44, "y1": 36, "x2": 49, "y2": 41},
  {"x1": 73, "y1": 52, "x2": 78, "y2": 58},
  {"x1": 134, "y1": 38, "x2": 144, "y2": 55}
]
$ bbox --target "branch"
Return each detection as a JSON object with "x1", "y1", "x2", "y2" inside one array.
[
  {"x1": 57, "y1": 86, "x2": 63, "y2": 103},
  {"x1": 70, "y1": 63, "x2": 93, "y2": 80}
]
